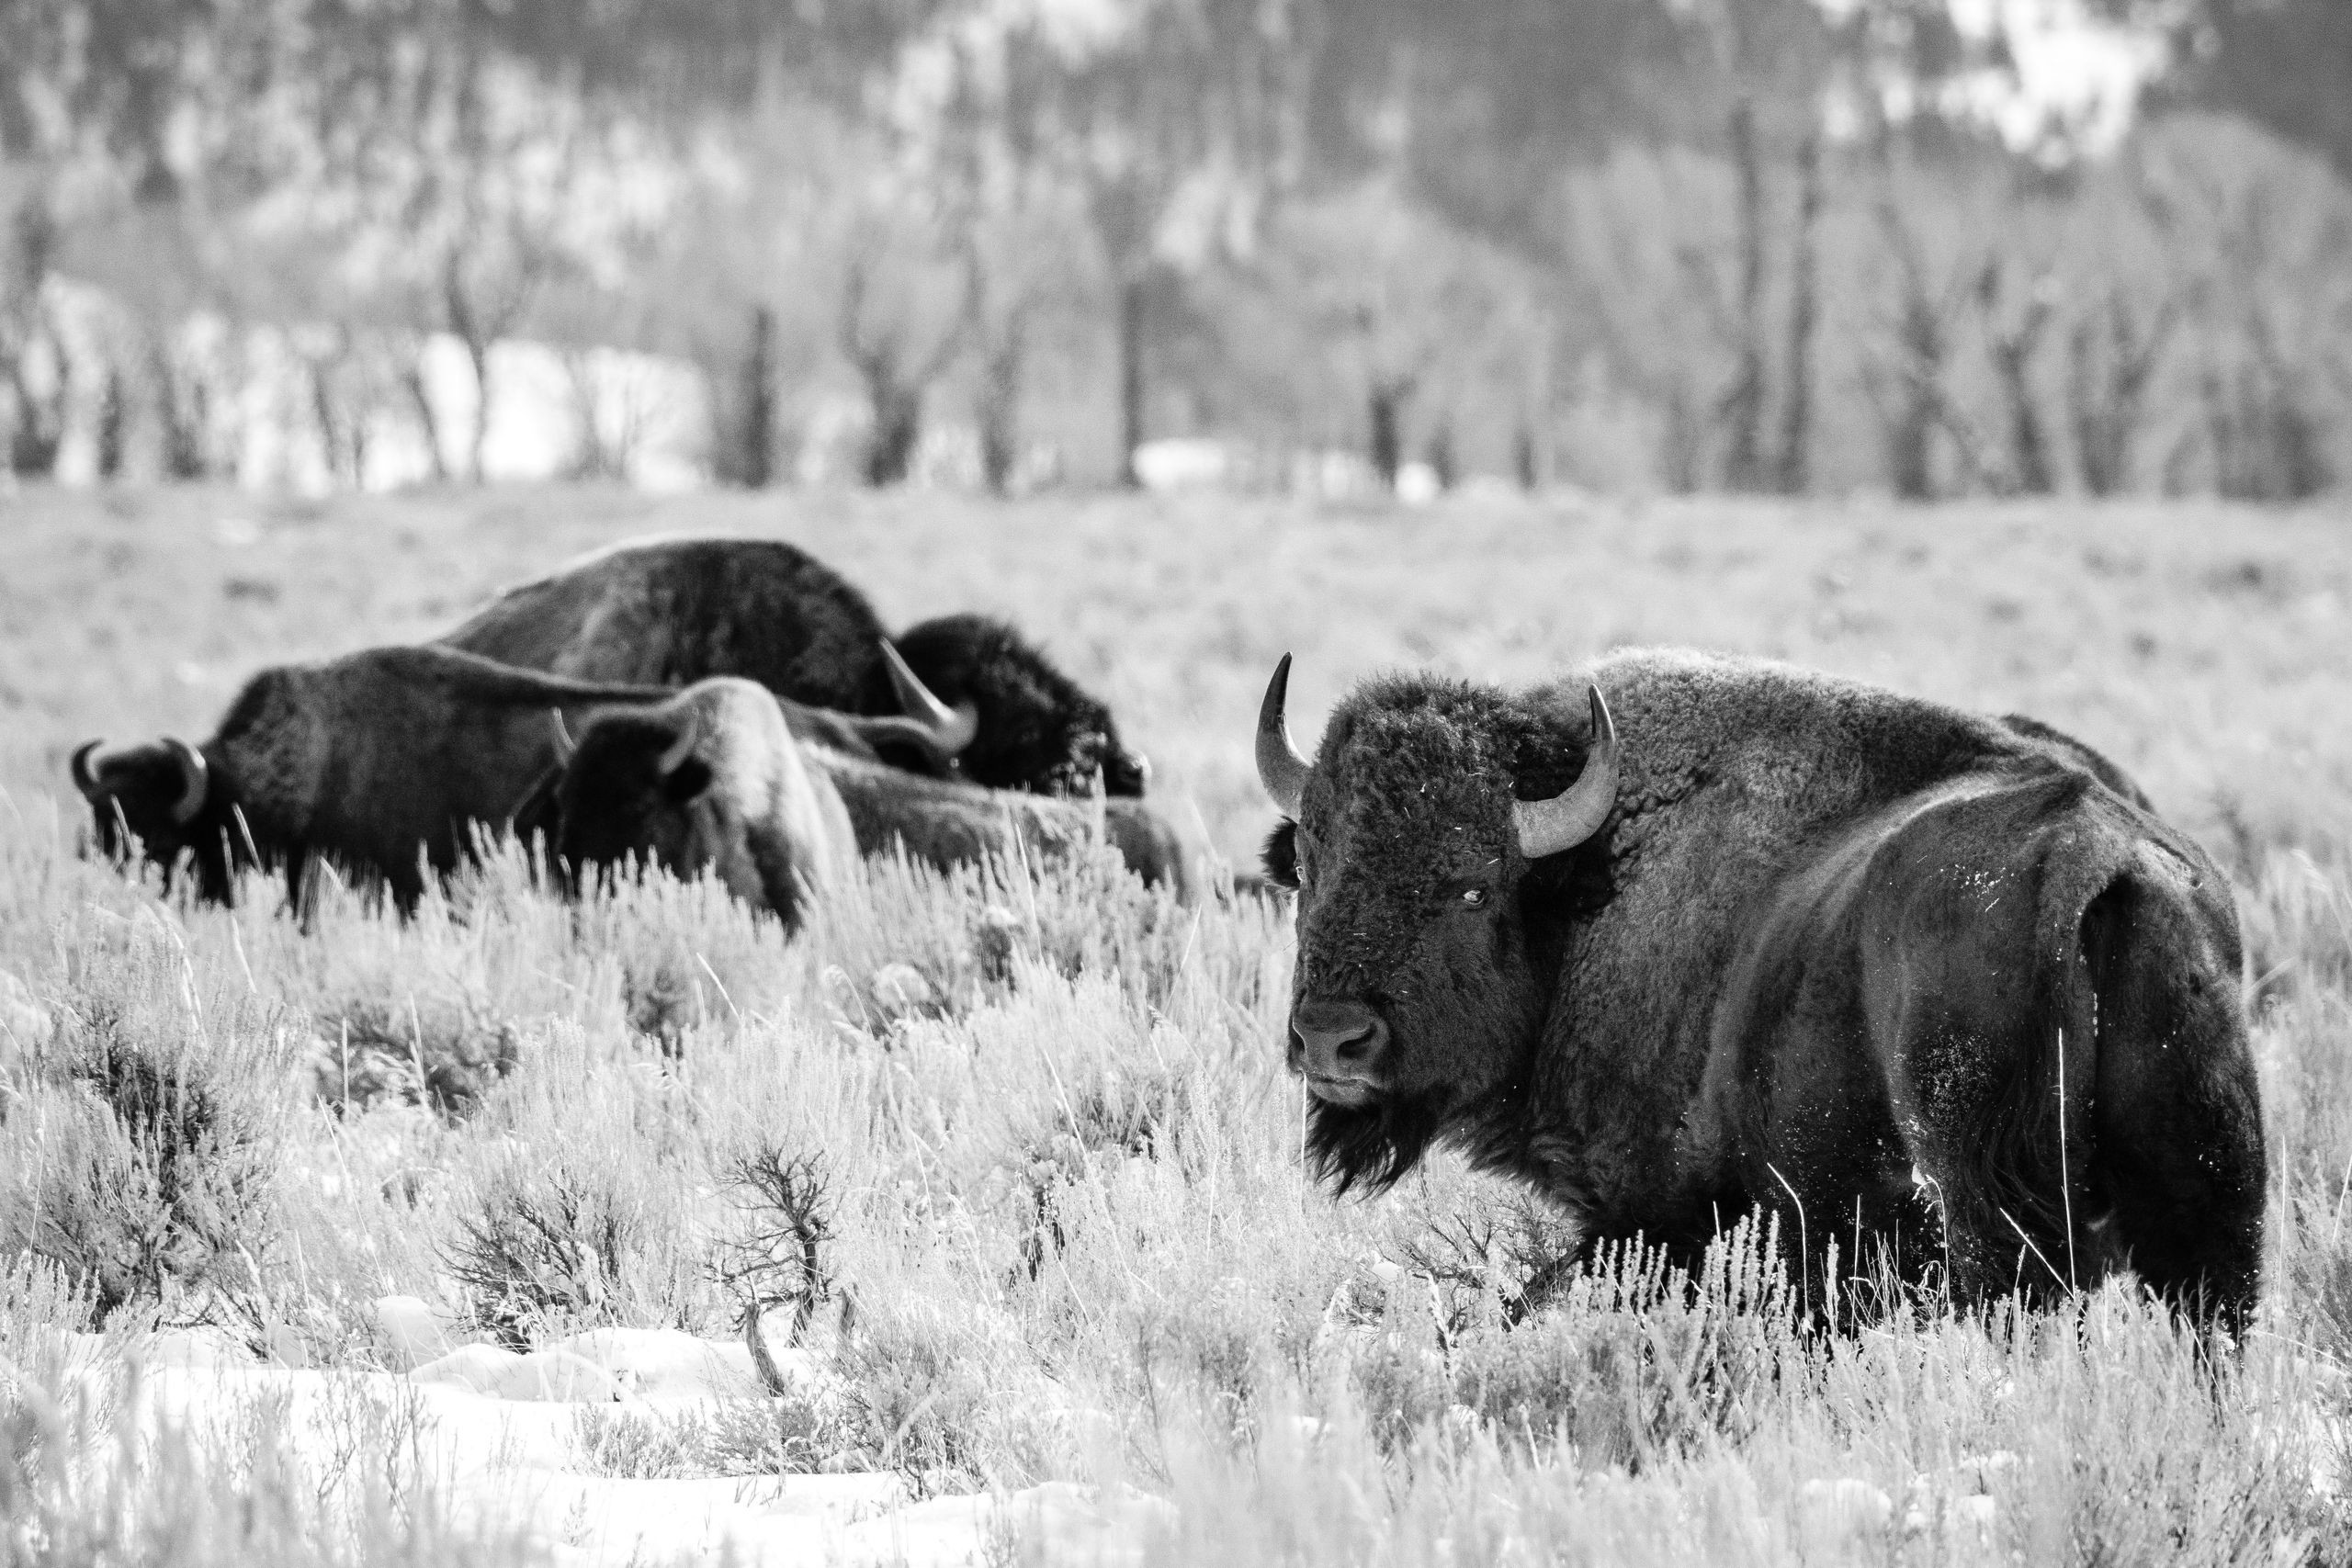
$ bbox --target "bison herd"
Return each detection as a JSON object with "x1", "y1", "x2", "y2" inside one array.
[
  {"x1": 67, "y1": 538, "x2": 2270, "y2": 1335},
  {"x1": 71, "y1": 536, "x2": 1182, "y2": 926}
]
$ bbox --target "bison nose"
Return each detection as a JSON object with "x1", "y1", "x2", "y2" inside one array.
[{"x1": 1290, "y1": 1000, "x2": 1389, "y2": 1088}]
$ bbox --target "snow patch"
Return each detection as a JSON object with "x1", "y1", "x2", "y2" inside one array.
[{"x1": 411, "y1": 1344, "x2": 624, "y2": 1403}]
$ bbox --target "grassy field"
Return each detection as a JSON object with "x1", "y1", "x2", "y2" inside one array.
[{"x1": 1, "y1": 482, "x2": 2349, "y2": 1564}]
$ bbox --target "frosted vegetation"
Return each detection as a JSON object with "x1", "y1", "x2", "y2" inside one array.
[{"x1": 2, "y1": 483, "x2": 2349, "y2": 1562}]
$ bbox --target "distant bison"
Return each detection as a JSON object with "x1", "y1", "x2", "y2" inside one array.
[
  {"x1": 1256, "y1": 648, "x2": 2266, "y2": 1330},
  {"x1": 437, "y1": 536, "x2": 1148, "y2": 798},
  {"x1": 809, "y1": 747, "x2": 1193, "y2": 899},
  {"x1": 70, "y1": 644, "x2": 967, "y2": 912},
  {"x1": 527, "y1": 693, "x2": 1194, "y2": 920},
  {"x1": 529, "y1": 678, "x2": 856, "y2": 931}
]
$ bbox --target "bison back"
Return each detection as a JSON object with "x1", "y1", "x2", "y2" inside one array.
[
  {"x1": 226, "y1": 649, "x2": 670, "y2": 908},
  {"x1": 807, "y1": 750, "x2": 1185, "y2": 893},
  {"x1": 1715, "y1": 765, "x2": 2263, "y2": 1325},
  {"x1": 439, "y1": 537, "x2": 891, "y2": 708}
]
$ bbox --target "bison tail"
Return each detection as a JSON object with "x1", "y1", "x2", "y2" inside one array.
[{"x1": 2075, "y1": 846, "x2": 2267, "y2": 1336}]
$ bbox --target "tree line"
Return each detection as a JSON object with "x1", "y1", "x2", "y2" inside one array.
[{"x1": 0, "y1": 0, "x2": 2345, "y2": 500}]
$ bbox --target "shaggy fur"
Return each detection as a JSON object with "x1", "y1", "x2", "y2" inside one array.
[
  {"x1": 437, "y1": 537, "x2": 1147, "y2": 797},
  {"x1": 531, "y1": 679, "x2": 856, "y2": 931},
  {"x1": 74, "y1": 647, "x2": 685, "y2": 910},
  {"x1": 1264, "y1": 648, "x2": 2267, "y2": 1328},
  {"x1": 878, "y1": 615, "x2": 1148, "y2": 797},
  {"x1": 515, "y1": 700, "x2": 1192, "y2": 919}
]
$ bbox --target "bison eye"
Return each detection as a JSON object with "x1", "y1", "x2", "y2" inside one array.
[{"x1": 1459, "y1": 886, "x2": 1488, "y2": 908}]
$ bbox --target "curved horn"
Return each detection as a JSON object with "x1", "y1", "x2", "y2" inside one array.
[
  {"x1": 1512, "y1": 685, "x2": 1620, "y2": 861},
  {"x1": 878, "y1": 641, "x2": 979, "y2": 757},
  {"x1": 70, "y1": 739, "x2": 106, "y2": 799},
  {"x1": 847, "y1": 716, "x2": 965, "y2": 767},
  {"x1": 658, "y1": 706, "x2": 702, "y2": 776},
  {"x1": 163, "y1": 737, "x2": 209, "y2": 824},
  {"x1": 548, "y1": 708, "x2": 577, "y2": 762},
  {"x1": 1255, "y1": 653, "x2": 1309, "y2": 818}
]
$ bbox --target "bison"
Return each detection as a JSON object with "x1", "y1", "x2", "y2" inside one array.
[
  {"x1": 437, "y1": 536, "x2": 1148, "y2": 798},
  {"x1": 809, "y1": 746, "x2": 1193, "y2": 899},
  {"x1": 530, "y1": 689, "x2": 1194, "y2": 920},
  {"x1": 530, "y1": 678, "x2": 856, "y2": 931},
  {"x1": 69, "y1": 644, "x2": 969, "y2": 912},
  {"x1": 1254, "y1": 647, "x2": 2266, "y2": 1330}
]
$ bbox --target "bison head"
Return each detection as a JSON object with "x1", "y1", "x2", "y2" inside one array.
[
  {"x1": 888, "y1": 615, "x2": 1148, "y2": 798},
  {"x1": 70, "y1": 736, "x2": 243, "y2": 900},
  {"x1": 540, "y1": 708, "x2": 717, "y2": 888},
  {"x1": 1255, "y1": 656, "x2": 1618, "y2": 1193}
]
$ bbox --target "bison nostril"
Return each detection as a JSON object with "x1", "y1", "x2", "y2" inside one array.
[{"x1": 1290, "y1": 1003, "x2": 1389, "y2": 1082}]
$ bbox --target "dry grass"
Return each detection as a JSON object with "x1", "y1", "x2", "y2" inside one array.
[{"x1": 2, "y1": 480, "x2": 2349, "y2": 1563}]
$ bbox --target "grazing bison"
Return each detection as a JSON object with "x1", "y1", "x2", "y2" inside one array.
[
  {"x1": 437, "y1": 536, "x2": 1148, "y2": 798},
  {"x1": 529, "y1": 678, "x2": 856, "y2": 931},
  {"x1": 70, "y1": 645, "x2": 968, "y2": 912},
  {"x1": 1255, "y1": 648, "x2": 2266, "y2": 1329},
  {"x1": 530, "y1": 694, "x2": 1193, "y2": 919}
]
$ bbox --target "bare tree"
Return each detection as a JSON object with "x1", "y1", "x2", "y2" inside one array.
[
  {"x1": 147, "y1": 334, "x2": 211, "y2": 481},
  {"x1": 299, "y1": 325, "x2": 357, "y2": 487},
  {"x1": 1043, "y1": 1, "x2": 1314, "y2": 488},
  {"x1": 1261, "y1": 176, "x2": 1514, "y2": 493},
  {"x1": 95, "y1": 364, "x2": 126, "y2": 479},
  {"x1": 2199, "y1": 314, "x2": 2334, "y2": 502},
  {"x1": 1716, "y1": 92, "x2": 1771, "y2": 491},
  {"x1": 1976, "y1": 257, "x2": 2060, "y2": 495},
  {"x1": 1, "y1": 185, "x2": 66, "y2": 479},
  {"x1": 708, "y1": 304, "x2": 778, "y2": 489},
  {"x1": 837, "y1": 234, "x2": 967, "y2": 488},
  {"x1": 955, "y1": 160, "x2": 1080, "y2": 498},
  {"x1": 1080, "y1": 163, "x2": 1181, "y2": 489},
  {"x1": 1773, "y1": 131, "x2": 1824, "y2": 495},
  {"x1": 1861, "y1": 184, "x2": 1983, "y2": 500},
  {"x1": 397, "y1": 341, "x2": 449, "y2": 483},
  {"x1": 441, "y1": 210, "x2": 561, "y2": 484},
  {"x1": 969, "y1": 262, "x2": 1032, "y2": 495},
  {"x1": 2065, "y1": 283, "x2": 2177, "y2": 497}
]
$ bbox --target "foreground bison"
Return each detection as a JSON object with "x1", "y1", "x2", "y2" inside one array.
[
  {"x1": 438, "y1": 536, "x2": 1148, "y2": 798},
  {"x1": 1256, "y1": 648, "x2": 2266, "y2": 1328},
  {"x1": 531, "y1": 689, "x2": 1193, "y2": 919},
  {"x1": 70, "y1": 645, "x2": 966, "y2": 911}
]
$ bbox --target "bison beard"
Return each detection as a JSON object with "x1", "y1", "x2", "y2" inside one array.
[
  {"x1": 1304, "y1": 1092, "x2": 1450, "y2": 1197},
  {"x1": 1265, "y1": 815, "x2": 1456, "y2": 1196}
]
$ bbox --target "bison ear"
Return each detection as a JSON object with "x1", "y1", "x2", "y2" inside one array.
[
  {"x1": 662, "y1": 757, "x2": 714, "y2": 805},
  {"x1": 1261, "y1": 818, "x2": 1300, "y2": 890}
]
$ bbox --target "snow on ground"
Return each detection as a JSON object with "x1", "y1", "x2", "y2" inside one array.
[{"x1": 65, "y1": 1309, "x2": 1171, "y2": 1567}]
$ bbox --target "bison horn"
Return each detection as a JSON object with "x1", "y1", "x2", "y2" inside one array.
[
  {"x1": 878, "y1": 641, "x2": 979, "y2": 757},
  {"x1": 658, "y1": 708, "x2": 702, "y2": 776},
  {"x1": 548, "y1": 708, "x2": 577, "y2": 762},
  {"x1": 1512, "y1": 685, "x2": 1620, "y2": 861},
  {"x1": 70, "y1": 739, "x2": 106, "y2": 798},
  {"x1": 163, "y1": 736, "x2": 209, "y2": 824},
  {"x1": 1255, "y1": 653, "x2": 1310, "y2": 818}
]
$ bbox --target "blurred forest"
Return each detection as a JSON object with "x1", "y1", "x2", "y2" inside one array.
[{"x1": 0, "y1": 0, "x2": 2346, "y2": 501}]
